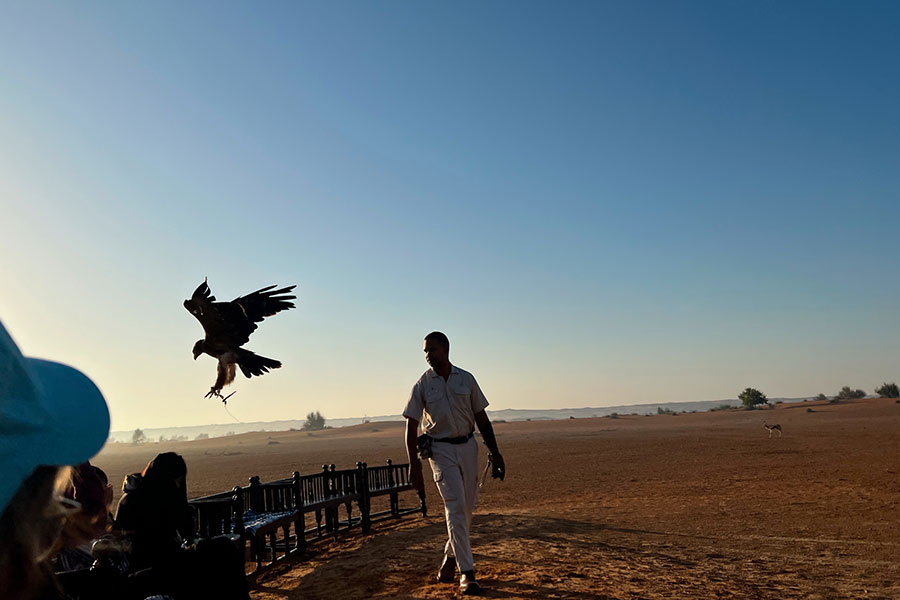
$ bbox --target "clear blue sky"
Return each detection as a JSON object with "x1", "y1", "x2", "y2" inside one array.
[{"x1": 1, "y1": 2, "x2": 898, "y2": 432}]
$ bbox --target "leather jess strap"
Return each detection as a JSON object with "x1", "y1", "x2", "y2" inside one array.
[{"x1": 433, "y1": 431, "x2": 474, "y2": 444}]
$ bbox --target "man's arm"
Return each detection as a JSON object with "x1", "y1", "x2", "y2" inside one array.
[
  {"x1": 405, "y1": 416, "x2": 425, "y2": 493},
  {"x1": 474, "y1": 410, "x2": 505, "y2": 480}
]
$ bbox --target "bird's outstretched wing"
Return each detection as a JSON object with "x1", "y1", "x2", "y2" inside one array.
[
  {"x1": 184, "y1": 280, "x2": 296, "y2": 348},
  {"x1": 183, "y1": 280, "x2": 212, "y2": 332},
  {"x1": 233, "y1": 285, "x2": 297, "y2": 324},
  {"x1": 183, "y1": 279, "x2": 251, "y2": 346}
]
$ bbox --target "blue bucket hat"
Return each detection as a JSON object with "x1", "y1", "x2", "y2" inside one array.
[{"x1": 0, "y1": 319, "x2": 110, "y2": 514}]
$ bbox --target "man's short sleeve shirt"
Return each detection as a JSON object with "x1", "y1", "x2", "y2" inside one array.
[{"x1": 402, "y1": 365, "x2": 488, "y2": 439}]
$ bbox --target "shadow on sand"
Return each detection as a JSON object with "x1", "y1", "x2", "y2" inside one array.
[{"x1": 252, "y1": 512, "x2": 617, "y2": 599}]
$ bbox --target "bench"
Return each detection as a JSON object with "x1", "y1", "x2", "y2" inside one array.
[
  {"x1": 240, "y1": 464, "x2": 365, "y2": 571},
  {"x1": 190, "y1": 486, "x2": 244, "y2": 539},
  {"x1": 188, "y1": 459, "x2": 423, "y2": 575},
  {"x1": 361, "y1": 460, "x2": 427, "y2": 527}
]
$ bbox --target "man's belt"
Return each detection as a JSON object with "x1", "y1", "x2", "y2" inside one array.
[{"x1": 433, "y1": 432, "x2": 474, "y2": 444}]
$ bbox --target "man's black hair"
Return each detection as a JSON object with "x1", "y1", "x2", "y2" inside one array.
[{"x1": 424, "y1": 331, "x2": 450, "y2": 352}]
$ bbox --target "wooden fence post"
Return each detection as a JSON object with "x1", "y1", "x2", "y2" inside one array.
[
  {"x1": 357, "y1": 462, "x2": 371, "y2": 533},
  {"x1": 293, "y1": 470, "x2": 305, "y2": 555},
  {"x1": 248, "y1": 475, "x2": 264, "y2": 513},
  {"x1": 232, "y1": 485, "x2": 245, "y2": 536},
  {"x1": 329, "y1": 464, "x2": 338, "y2": 540},
  {"x1": 387, "y1": 459, "x2": 399, "y2": 516}
]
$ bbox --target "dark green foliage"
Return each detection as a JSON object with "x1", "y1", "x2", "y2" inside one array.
[
  {"x1": 834, "y1": 386, "x2": 866, "y2": 402},
  {"x1": 875, "y1": 382, "x2": 899, "y2": 398},
  {"x1": 739, "y1": 388, "x2": 768, "y2": 409},
  {"x1": 302, "y1": 411, "x2": 326, "y2": 431},
  {"x1": 131, "y1": 428, "x2": 146, "y2": 445},
  {"x1": 815, "y1": 393, "x2": 828, "y2": 402}
]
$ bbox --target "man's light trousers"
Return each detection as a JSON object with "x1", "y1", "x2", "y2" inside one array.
[{"x1": 429, "y1": 436, "x2": 480, "y2": 572}]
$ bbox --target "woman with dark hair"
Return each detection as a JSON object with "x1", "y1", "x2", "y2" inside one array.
[
  {"x1": 114, "y1": 453, "x2": 248, "y2": 600},
  {"x1": 114, "y1": 452, "x2": 194, "y2": 572}
]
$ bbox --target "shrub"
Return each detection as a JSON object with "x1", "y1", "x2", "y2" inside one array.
[
  {"x1": 739, "y1": 388, "x2": 768, "y2": 409},
  {"x1": 834, "y1": 386, "x2": 866, "y2": 402},
  {"x1": 806, "y1": 408, "x2": 814, "y2": 413},
  {"x1": 302, "y1": 411, "x2": 326, "y2": 431},
  {"x1": 875, "y1": 383, "x2": 900, "y2": 398},
  {"x1": 132, "y1": 428, "x2": 146, "y2": 445},
  {"x1": 657, "y1": 407, "x2": 675, "y2": 415},
  {"x1": 815, "y1": 393, "x2": 828, "y2": 402}
]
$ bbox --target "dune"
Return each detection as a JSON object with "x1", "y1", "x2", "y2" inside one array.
[{"x1": 94, "y1": 397, "x2": 900, "y2": 599}]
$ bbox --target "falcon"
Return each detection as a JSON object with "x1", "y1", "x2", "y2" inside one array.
[{"x1": 184, "y1": 279, "x2": 297, "y2": 402}]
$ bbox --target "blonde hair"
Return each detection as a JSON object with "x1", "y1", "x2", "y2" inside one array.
[{"x1": 0, "y1": 466, "x2": 71, "y2": 600}]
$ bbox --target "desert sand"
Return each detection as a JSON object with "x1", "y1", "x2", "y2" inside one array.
[{"x1": 94, "y1": 397, "x2": 900, "y2": 599}]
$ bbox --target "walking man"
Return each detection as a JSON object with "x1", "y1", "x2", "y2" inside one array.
[{"x1": 403, "y1": 331, "x2": 506, "y2": 595}]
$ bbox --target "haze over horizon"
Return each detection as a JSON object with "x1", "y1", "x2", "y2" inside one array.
[{"x1": 2, "y1": 2, "x2": 898, "y2": 432}]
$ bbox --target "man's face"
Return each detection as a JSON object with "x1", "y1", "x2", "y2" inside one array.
[{"x1": 424, "y1": 338, "x2": 448, "y2": 370}]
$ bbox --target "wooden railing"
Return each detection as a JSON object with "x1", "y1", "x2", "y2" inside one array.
[{"x1": 188, "y1": 460, "x2": 425, "y2": 574}]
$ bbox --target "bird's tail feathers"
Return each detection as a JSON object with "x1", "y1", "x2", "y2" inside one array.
[{"x1": 237, "y1": 349, "x2": 282, "y2": 378}]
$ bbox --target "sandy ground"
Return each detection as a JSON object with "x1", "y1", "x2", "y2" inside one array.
[{"x1": 95, "y1": 397, "x2": 900, "y2": 599}]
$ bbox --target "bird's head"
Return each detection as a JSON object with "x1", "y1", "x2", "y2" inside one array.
[{"x1": 192, "y1": 340, "x2": 204, "y2": 360}]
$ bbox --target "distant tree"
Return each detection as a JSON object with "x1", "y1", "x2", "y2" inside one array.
[
  {"x1": 875, "y1": 383, "x2": 899, "y2": 398},
  {"x1": 195, "y1": 433, "x2": 209, "y2": 440},
  {"x1": 834, "y1": 386, "x2": 866, "y2": 402},
  {"x1": 739, "y1": 388, "x2": 768, "y2": 409},
  {"x1": 657, "y1": 406, "x2": 675, "y2": 415},
  {"x1": 815, "y1": 393, "x2": 828, "y2": 402},
  {"x1": 132, "y1": 428, "x2": 146, "y2": 445},
  {"x1": 302, "y1": 411, "x2": 326, "y2": 431}
]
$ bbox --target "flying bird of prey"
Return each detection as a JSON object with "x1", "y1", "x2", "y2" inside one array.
[{"x1": 184, "y1": 279, "x2": 297, "y2": 402}]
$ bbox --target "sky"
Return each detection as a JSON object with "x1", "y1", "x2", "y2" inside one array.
[{"x1": 1, "y1": 1, "x2": 898, "y2": 432}]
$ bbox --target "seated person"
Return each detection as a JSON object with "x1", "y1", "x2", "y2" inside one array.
[
  {"x1": 114, "y1": 453, "x2": 194, "y2": 572},
  {"x1": 114, "y1": 453, "x2": 249, "y2": 600},
  {"x1": 55, "y1": 462, "x2": 116, "y2": 573},
  {"x1": 0, "y1": 319, "x2": 110, "y2": 600}
]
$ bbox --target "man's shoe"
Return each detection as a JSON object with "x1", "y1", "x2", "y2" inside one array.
[
  {"x1": 436, "y1": 556, "x2": 456, "y2": 583},
  {"x1": 460, "y1": 571, "x2": 483, "y2": 595}
]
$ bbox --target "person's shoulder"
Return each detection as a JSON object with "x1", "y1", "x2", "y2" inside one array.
[
  {"x1": 415, "y1": 369, "x2": 435, "y2": 384},
  {"x1": 453, "y1": 365, "x2": 472, "y2": 377},
  {"x1": 453, "y1": 365, "x2": 476, "y2": 379}
]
